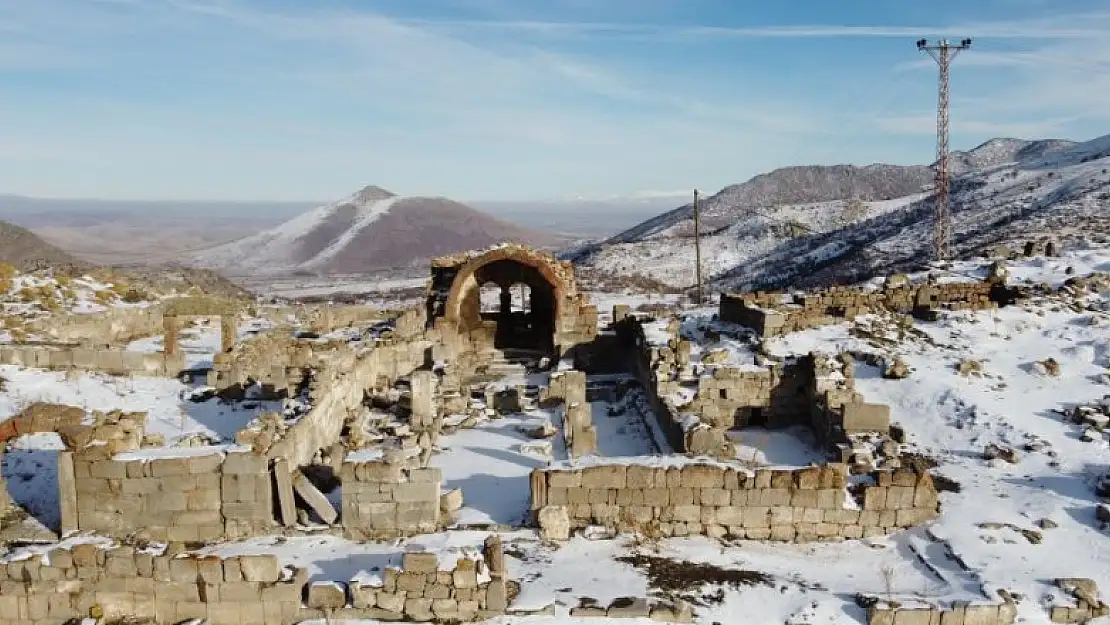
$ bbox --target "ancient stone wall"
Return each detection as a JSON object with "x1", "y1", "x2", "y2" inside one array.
[
  {"x1": 23, "y1": 306, "x2": 164, "y2": 346},
  {"x1": 531, "y1": 462, "x2": 939, "y2": 542},
  {"x1": 0, "y1": 536, "x2": 514, "y2": 625},
  {"x1": 341, "y1": 458, "x2": 443, "y2": 540},
  {"x1": 0, "y1": 546, "x2": 302, "y2": 625},
  {"x1": 72, "y1": 448, "x2": 273, "y2": 542},
  {"x1": 866, "y1": 601, "x2": 1016, "y2": 625},
  {"x1": 0, "y1": 345, "x2": 184, "y2": 377},
  {"x1": 259, "y1": 337, "x2": 431, "y2": 467},
  {"x1": 305, "y1": 536, "x2": 511, "y2": 622},
  {"x1": 209, "y1": 333, "x2": 322, "y2": 391},
  {"x1": 720, "y1": 279, "x2": 1000, "y2": 337}
]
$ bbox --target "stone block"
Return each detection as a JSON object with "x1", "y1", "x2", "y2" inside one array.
[
  {"x1": 405, "y1": 597, "x2": 434, "y2": 621},
  {"x1": 547, "y1": 470, "x2": 581, "y2": 488},
  {"x1": 307, "y1": 582, "x2": 348, "y2": 610},
  {"x1": 238, "y1": 555, "x2": 280, "y2": 583},
  {"x1": 625, "y1": 465, "x2": 656, "y2": 488},
  {"x1": 679, "y1": 465, "x2": 725, "y2": 489},
  {"x1": 581, "y1": 466, "x2": 627, "y2": 489},
  {"x1": 403, "y1": 552, "x2": 439, "y2": 574},
  {"x1": 864, "y1": 486, "x2": 888, "y2": 510},
  {"x1": 842, "y1": 402, "x2": 891, "y2": 434},
  {"x1": 149, "y1": 457, "x2": 190, "y2": 477}
]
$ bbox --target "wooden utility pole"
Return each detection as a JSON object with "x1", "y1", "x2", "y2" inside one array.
[{"x1": 693, "y1": 188, "x2": 703, "y2": 306}]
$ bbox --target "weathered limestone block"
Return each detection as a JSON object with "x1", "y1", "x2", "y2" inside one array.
[
  {"x1": 538, "y1": 506, "x2": 571, "y2": 540},
  {"x1": 842, "y1": 402, "x2": 891, "y2": 434}
]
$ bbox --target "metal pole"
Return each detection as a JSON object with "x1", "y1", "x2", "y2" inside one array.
[
  {"x1": 693, "y1": 188, "x2": 702, "y2": 306},
  {"x1": 917, "y1": 37, "x2": 971, "y2": 262}
]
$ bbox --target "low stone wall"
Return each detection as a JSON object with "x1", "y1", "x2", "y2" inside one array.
[
  {"x1": 261, "y1": 337, "x2": 431, "y2": 467},
  {"x1": 0, "y1": 546, "x2": 303, "y2": 625},
  {"x1": 72, "y1": 448, "x2": 273, "y2": 542},
  {"x1": 341, "y1": 458, "x2": 443, "y2": 540},
  {"x1": 304, "y1": 536, "x2": 510, "y2": 623},
  {"x1": 531, "y1": 461, "x2": 939, "y2": 541},
  {"x1": 25, "y1": 306, "x2": 164, "y2": 346},
  {"x1": 867, "y1": 601, "x2": 1016, "y2": 625},
  {"x1": 210, "y1": 332, "x2": 321, "y2": 391},
  {"x1": 0, "y1": 345, "x2": 184, "y2": 377},
  {"x1": 720, "y1": 279, "x2": 1001, "y2": 337},
  {"x1": 0, "y1": 536, "x2": 514, "y2": 625}
]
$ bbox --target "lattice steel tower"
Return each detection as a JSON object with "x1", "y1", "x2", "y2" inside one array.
[{"x1": 917, "y1": 37, "x2": 971, "y2": 262}]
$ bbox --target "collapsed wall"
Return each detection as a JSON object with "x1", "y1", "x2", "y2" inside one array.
[
  {"x1": 719, "y1": 277, "x2": 1004, "y2": 337},
  {"x1": 614, "y1": 314, "x2": 890, "y2": 460},
  {"x1": 341, "y1": 457, "x2": 444, "y2": 540},
  {"x1": 530, "y1": 461, "x2": 938, "y2": 542}
]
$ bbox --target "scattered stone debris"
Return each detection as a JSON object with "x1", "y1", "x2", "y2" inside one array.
[
  {"x1": 882, "y1": 355, "x2": 911, "y2": 379},
  {"x1": 1034, "y1": 358, "x2": 1062, "y2": 377},
  {"x1": 958, "y1": 359, "x2": 984, "y2": 377},
  {"x1": 1036, "y1": 518, "x2": 1058, "y2": 530},
  {"x1": 983, "y1": 443, "x2": 1020, "y2": 464},
  {"x1": 1051, "y1": 578, "x2": 1109, "y2": 623}
]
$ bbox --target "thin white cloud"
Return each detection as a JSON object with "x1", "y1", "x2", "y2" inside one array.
[
  {"x1": 397, "y1": 13, "x2": 1110, "y2": 40},
  {"x1": 2, "y1": 0, "x2": 1108, "y2": 200}
]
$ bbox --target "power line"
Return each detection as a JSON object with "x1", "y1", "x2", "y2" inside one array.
[{"x1": 916, "y1": 37, "x2": 972, "y2": 263}]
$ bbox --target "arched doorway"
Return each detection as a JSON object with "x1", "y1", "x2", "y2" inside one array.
[{"x1": 440, "y1": 251, "x2": 566, "y2": 355}]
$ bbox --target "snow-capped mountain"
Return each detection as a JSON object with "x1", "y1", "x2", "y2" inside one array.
[
  {"x1": 571, "y1": 135, "x2": 1108, "y2": 291},
  {"x1": 193, "y1": 186, "x2": 550, "y2": 276}
]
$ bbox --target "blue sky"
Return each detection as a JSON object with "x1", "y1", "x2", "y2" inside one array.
[{"x1": 1, "y1": 0, "x2": 1109, "y2": 202}]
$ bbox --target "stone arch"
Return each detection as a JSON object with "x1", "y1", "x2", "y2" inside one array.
[{"x1": 442, "y1": 247, "x2": 570, "y2": 353}]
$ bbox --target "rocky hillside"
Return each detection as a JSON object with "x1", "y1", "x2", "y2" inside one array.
[
  {"x1": 571, "y1": 135, "x2": 1103, "y2": 290},
  {"x1": 606, "y1": 164, "x2": 933, "y2": 244},
  {"x1": 721, "y1": 133, "x2": 1110, "y2": 292},
  {"x1": 0, "y1": 219, "x2": 86, "y2": 272},
  {"x1": 193, "y1": 186, "x2": 552, "y2": 276}
]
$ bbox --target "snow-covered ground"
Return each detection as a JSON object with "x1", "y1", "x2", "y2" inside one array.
[
  {"x1": 575, "y1": 133, "x2": 1110, "y2": 292},
  {"x1": 2, "y1": 242, "x2": 1109, "y2": 624},
  {"x1": 431, "y1": 387, "x2": 663, "y2": 527},
  {"x1": 582, "y1": 194, "x2": 930, "y2": 287}
]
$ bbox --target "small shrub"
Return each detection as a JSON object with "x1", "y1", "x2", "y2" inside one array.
[
  {"x1": 0, "y1": 263, "x2": 15, "y2": 280},
  {"x1": 94, "y1": 290, "x2": 115, "y2": 303},
  {"x1": 0, "y1": 277, "x2": 11, "y2": 294},
  {"x1": 18, "y1": 287, "x2": 38, "y2": 302},
  {"x1": 41, "y1": 297, "x2": 60, "y2": 311},
  {"x1": 55, "y1": 275, "x2": 72, "y2": 287},
  {"x1": 121, "y1": 289, "x2": 147, "y2": 303}
]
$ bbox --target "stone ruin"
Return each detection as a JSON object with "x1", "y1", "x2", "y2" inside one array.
[
  {"x1": 0, "y1": 295, "x2": 246, "y2": 377},
  {"x1": 0, "y1": 244, "x2": 1043, "y2": 625},
  {"x1": 719, "y1": 274, "x2": 1013, "y2": 338},
  {"x1": 425, "y1": 244, "x2": 598, "y2": 360}
]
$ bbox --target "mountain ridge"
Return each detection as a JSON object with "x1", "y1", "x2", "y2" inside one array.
[
  {"x1": 571, "y1": 134, "x2": 1107, "y2": 291},
  {"x1": 192, "y1": 185, "x2": 554, "y2": 276}
]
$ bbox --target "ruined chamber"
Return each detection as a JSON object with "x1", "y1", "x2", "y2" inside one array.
[{"x1": 425, "y1": 245, "x2": 598, "y2": 361}]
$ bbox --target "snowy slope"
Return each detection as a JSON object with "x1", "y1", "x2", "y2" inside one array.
[
  {"x1": 193, "y1": 185, "x2": 548, "y2": 276},
  {"x1": 573, "y1": 133, "x2": 1108, "y2": 291},
  {"x1": 718, "y1": 133, "x2": 1110, "y2": 292},
  {"x1": 582, "y1": 194, "x2": 929, "y2": 288}
]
